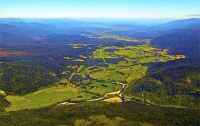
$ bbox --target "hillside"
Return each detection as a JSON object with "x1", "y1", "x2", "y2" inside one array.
[
  {"x1": 150, "y1": 29, "x2": 200, "y2": 60},
  {"x1": 155, "y1": 18, "x2": 200, "y2": 30},
  {"x1": 0, "y1": 63, "x2": 58, "y2": 95},
  {"x1": 125, "y1": 65, "x2": 200, "y2": 108}
]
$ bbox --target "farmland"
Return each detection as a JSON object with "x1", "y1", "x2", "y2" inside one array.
[
  {"x1": 98, "y1": 34, "x2": 150, "y2": 43},
  {"x1": 4, "y1": 43, "x2": 185, "y2": 111},
  {"x1": 83, "y1": 44, "x2": 179, "y2": 83}
]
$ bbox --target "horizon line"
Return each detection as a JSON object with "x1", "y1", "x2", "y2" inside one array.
[{"x1": 0, "y1": 17, "x2": 199, "y2": 19}]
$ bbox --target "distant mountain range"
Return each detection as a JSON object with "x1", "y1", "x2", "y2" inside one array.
[
  {"x1": 148, "y1": 18, "x2": 200, "y2": 60},
  {"x1": 150, "y1": 29, "x2": 200, "y2": 60},
  {"x1": 155, "y1": 18, "x2": 200, "y2": 30},
  {"x1": 0, "y1": 18, "x2": 199, "y2": 59}
]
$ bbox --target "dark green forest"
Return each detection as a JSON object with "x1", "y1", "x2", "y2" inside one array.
[
  {"x1": 125, "y1": 65, "x2": 200, "y2": 108},
  {"x1": 0, "y1": 94, "x2": 10, "y2": 113},
  {"x1": 150, "y1": 29, "x2": 200, "y2": 59},
  {"x1": 0, "y1": 63, "x2": 58, "y2": 95},
  {"x1": 0, "y1": 101, "x2": 199, "y2": 126}
]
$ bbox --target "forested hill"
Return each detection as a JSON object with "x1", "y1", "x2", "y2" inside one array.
[
  {"x1": 150, "y1": 29, "x2": 200, "y2": 60},
  {"x1": 0, "y1": 63, "x2": 58, "y2": 95},
  {"x1": 125, "y1": 65, "x2": 200, "y2": 108},
  {"x1": 155, "y1": 18, "x2": 200, "y2": 30}
]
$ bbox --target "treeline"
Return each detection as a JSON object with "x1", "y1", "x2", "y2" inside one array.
[
  {"x1": 125, "y1": 65, "x2": 200, "y2": 108},
  {"x1": 0, "y1": 94, "x2": 10, "y2": 113},
  {"x1": 0, "y1": 63, "x2": 58, "y2": 95}
]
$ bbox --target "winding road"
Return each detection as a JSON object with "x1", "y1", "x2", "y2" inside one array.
[{"x1": 57, "y1": 82, "x2": 130, "y2": 106}]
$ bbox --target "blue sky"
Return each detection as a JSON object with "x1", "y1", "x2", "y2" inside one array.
[{"x1": 0, "y1": 0, "x2": 199, "y2": 18}]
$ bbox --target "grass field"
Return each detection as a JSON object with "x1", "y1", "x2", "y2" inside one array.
[
  {"x1": 114, "y1": 49, "x2": 138, "y2": 58},
  {"x1": 93, "y1": 47, "x2": 119, "y2": 58},
  {"x1": 86, "y1": 61, "x2": 147, "y2": 83},
  {"x1": 5, "y1": 85, "x2": 95, "y2": 112},
  {"x1": 90, "y1": 70, "x2": 125, "y2": 82},
  {"x1": 78, "y1": 82, "x2": 121, "y2": 96}
]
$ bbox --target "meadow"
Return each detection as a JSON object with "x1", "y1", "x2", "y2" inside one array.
[
  {"x1": 78, "y1": 82, "x2": 121, "y2": 96},
  {"x1": 6, "y1": 85, "x2": 94, "y2": 112}
]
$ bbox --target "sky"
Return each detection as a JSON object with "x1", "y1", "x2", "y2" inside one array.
[{"x1": 0, "y1": 0, "x2": 199, "y2": 18}]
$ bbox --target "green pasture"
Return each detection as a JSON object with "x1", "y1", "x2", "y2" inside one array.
[
  {"x1": 138, "y1": 57, "x2": 157, "y2": 63},
  {"x1": 114, "y1": 50, "x2": 138, "y2": 58},
  {"x1": 108, "y1": 63, "x2": 117, "y2": 70},
  {"x1": 90, "y1": 70, "x2": 126, "y2": 82},
  {"x1": 78, "y1": 82, "x2": 121, "y2": 96},
  {"x1": 77, "y1": 65, "x2": 85, "y2": 73},
  {"x1": 93, "y1": 48, "x2": 118, "y2": 58},
  {"x1": 117, "y1": 61, "x2": 133, "y2": 67},
  {"x1": 5, "y1": 85, "x2": 94, "y2": 112},
  {"x1": 126, "y1": 65, "x2": 148, "y2": 82}
]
